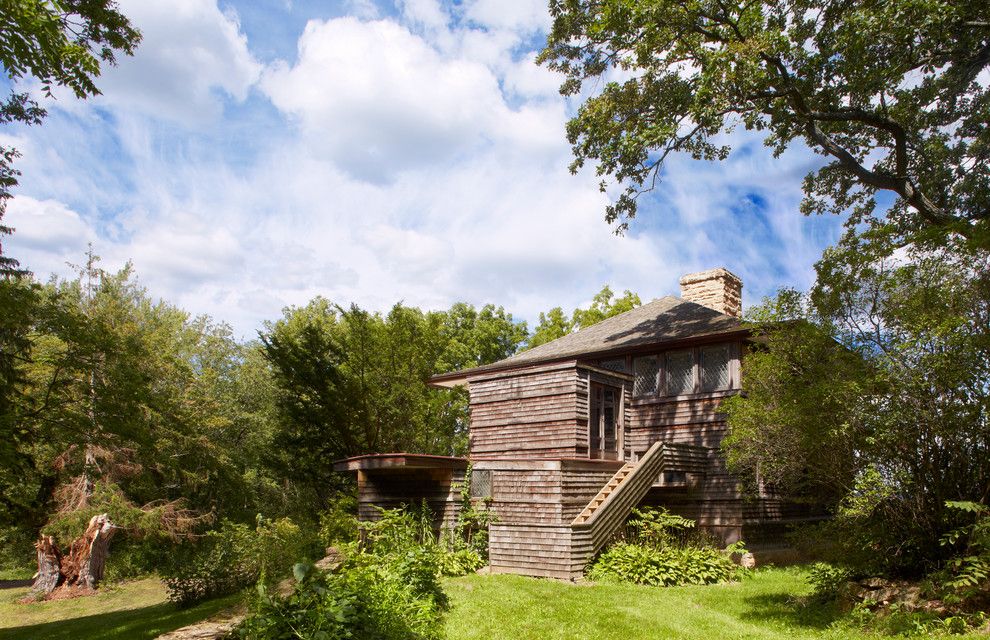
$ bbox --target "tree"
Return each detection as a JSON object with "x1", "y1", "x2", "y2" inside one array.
[
  {"x1": 0, "y1": 0, "x2": 141, "y2": 274},
  {"x1": 539, "y1": 0, "x2": 990, "y2": 249},
  {"x1": 723, "y1": 239, "x2": 990, "y2": 575},
  {"x1": 527, "y1": 285, "x2": 641, "y2": 348},
  {"x1": 259, "y1": 299, "x2": 527, "y2": 505}
]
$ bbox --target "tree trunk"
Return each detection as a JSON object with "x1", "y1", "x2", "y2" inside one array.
[
  {"x1": 31, "y1": 535, "x2": 63, "y2": 594},
  {"x1": 62, "y1": 513, "x2": 117, "y2": 590},
  {"x1": 30, "y1": 513, "x2": 117, "y2": 597}
]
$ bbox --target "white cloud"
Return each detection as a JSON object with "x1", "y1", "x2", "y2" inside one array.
[
  {"x1": 399, "y1": 0, "x2": 448, "y2": 31},
  {"x1": 262, "y1": 17, "x2": 514, "y2": 182},
  {"x1": 91, "y1": 0, "x2": 262, "y2": 125},
  {"x1": 2, "y1": 1, "x2": 844, "y2": 338},
  {"x1": 463, "y1": 0, "x2": 551, "y2": 34}
]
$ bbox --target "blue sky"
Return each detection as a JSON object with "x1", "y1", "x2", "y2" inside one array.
[{"x1": 3, "y1": 0, "x2": 844, "y2": 338}]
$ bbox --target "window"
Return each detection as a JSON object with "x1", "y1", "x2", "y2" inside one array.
[
  {"x1": 633, "y1": 342, "x2": 737, "y2": 399},
  {"x1": 470, "y1": 470, "x2": 492, "y2": 499},
  {"x1": 666, "y1": 350, "x2": 695, "y2": 396},
  {"x1": 598, "y1": 358, "x2": 628, "y2": 373},
  {"x1": 701, "y1": 344, "x2": 731, "y2": 392},
  {"x1": 633, "y1": 355, "x2": 659, "y2": 396}
]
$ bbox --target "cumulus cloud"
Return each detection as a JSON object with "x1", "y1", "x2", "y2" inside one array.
[
  {"x1": 262, "y1": 17, "x2": 514, "y2": 181},
  {"x1": 2, "y1": 0, "x2": 844, "y2": 337},
  {"x1": 92, "y1": 0, "x2": 262, "y2": 125}
]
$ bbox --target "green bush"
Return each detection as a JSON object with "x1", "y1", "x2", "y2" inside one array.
[
  {"x1": 588, "y1": 507, "x2": 741, "y2": 587},
  {"x1": 588, "y1": 542, "x2": 736, "y2": 586},
  {"x1": 807, "y1": 562, "x2": 854, "y2": 601},
  {"x1": 318, "y1": 493, "x2": 359, "y2": 546},
  {"x1": 162, "y1": 515, "x2": 313, "y2": 607},
  {"x1": 237, "y1": 534, "x2": 447, "y2": 639},
  {"x1": 361, "y1": 503, "x2": 488, "y2": 578},
  {"x1": 0, "y1": 525, "x2": 35, "y2": 579}
]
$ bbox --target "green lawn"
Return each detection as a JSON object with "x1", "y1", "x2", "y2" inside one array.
[
  {"x1": 444, "y1": 567, "x2": 987, "y2": 640},
  {"x1": 0, "y1": 578, "x2": 242, "y2": 640},
  {"x1": 1, "y1": 568, "x2": 986, "y2": 639}
]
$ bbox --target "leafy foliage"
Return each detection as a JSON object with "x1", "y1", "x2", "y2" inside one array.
[
  {"x1": 237, "y1": 551, "x2": 446, "y2": 640},
  {"x1": 539, "y1": 0, "x2": 990, "y2": 252},
  {"x1": 528, "y1": 285, "x2": 641, "y2": 349},
  {"x1": 162, "y1": 516, "x2": 313, "y2": 607},
  {"x1": 588, "y1": 543, "x2": 737, "y2": 587},
  {"x1": 260, "y1": 299, "x2": 526, "y2": 504},
  {"x1": 588, "y1": 507, "x2": 741, "y2": 586},
  {"x1": 936, "y1": 501, "x2": 990, "y2": 605},
  {"x1": 724, "y1": 241, "x2": 990, "y2": 577}
]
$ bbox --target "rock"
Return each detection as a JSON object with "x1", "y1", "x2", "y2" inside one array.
[
  {"x1": 156, "y1": 606, "x2": 247, "y2": 640},
  {"x1": 475, "y1": 565, "x2": 491, "y2": 576},
  {"x1": 314, "y1": 546, "x2": 344, "y2": 573}
]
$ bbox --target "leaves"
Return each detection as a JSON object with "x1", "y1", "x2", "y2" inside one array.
[{"x1": 540, "y1": 0, "x2": 990, "y2": 249}]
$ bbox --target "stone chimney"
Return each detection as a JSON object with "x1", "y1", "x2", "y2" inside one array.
[{"x1": 679, "y1": 268, "x2": 743, "y2": 318}]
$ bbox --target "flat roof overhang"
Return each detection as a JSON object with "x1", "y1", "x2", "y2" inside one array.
[{"x1": 333, "y1": 453, "x2": 469, "y2": 473}]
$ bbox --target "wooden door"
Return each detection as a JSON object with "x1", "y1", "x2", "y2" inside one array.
[{"x1": 589, "y1": 382, "x2": 620, "y2": 460}]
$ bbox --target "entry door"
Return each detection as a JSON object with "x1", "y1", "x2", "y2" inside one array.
[{"x1": 589, "y1": 383, "x2": 620, "y2": 460}]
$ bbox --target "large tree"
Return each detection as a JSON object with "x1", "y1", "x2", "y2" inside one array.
[
  {"x1": 0, "y1": 0, "x2": 140, "y2": 274},
  {"x1": 528, "y1": 285, "x2": 641, "y2": 348},
  {"x1": 539, "y1": 0, "x2": 989, "y2": 249},
  {"x1": 723, "y1": 237, "x2": 990, "y2": 575},
  {"x1": 259, "y1": 299, "x2": 527, "y2": 504}
]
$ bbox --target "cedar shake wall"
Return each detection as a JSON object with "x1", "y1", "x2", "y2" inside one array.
[
  {"x1": 477, "y1": 459, "x2": 622, "y2": 579},
  {"x1": 627, "y1": 391, "x2": 745, "y2": 543},
  {"x1": 468, "y1": 363, "x2": 584, "y2": 459}
]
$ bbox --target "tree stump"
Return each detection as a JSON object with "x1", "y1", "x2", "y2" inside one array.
[
  {"x1": 31, "y1": 535, "x2": 63, "y2": 594},
  {"x1": 29, "y1": 513, "x2": 117, "y2": 597}
]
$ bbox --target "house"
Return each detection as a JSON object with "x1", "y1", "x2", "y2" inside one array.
[{"x1": 335, "y1": 268, "x2": 816, "y2": 579}]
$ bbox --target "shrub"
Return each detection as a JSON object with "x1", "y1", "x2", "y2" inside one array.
[
  {"x1": 588, "y1": 542, "x2": 736, "y2": 586},
  {"x1": 360, "y1": 503, "x2": 489, "y2": 578},
  {"x1": 162, "y1": 515, "x2": 313, "y2": 607},
  {"x1": 933, "y1": 501, "x2": 990, "y2": 608},
  {"x1": 318, "y1": 493, "x2": 359, "y2": 546},
  {"x1": 808, "y1": 562, "x2": 854, "y2": 601},
  {"x1": 626, "y1": 506, "x2": 695, "y2": 549},
  {"x1": 588, "y1": 507, "x2": 743, "y2": 587},
  {"x1": 237, "y1": 537, "x2": 447, "y2": 639}
]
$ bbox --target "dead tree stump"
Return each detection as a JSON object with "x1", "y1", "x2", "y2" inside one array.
[
  {"x1": 31, "y1": 535, "x2": 63, "y2": 594},
  {"x1": 30, "y1": 513, "x2": 117, "y2": 597}
]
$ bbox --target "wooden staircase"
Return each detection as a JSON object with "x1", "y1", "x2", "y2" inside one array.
[{"x1": 569, "y1": 441, "x2": 708, "y2": 572}]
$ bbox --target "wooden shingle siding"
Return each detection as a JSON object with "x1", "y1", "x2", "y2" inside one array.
[
  {"x1": 468, "y1": 363, "x2": 583, "y2": 459},
  {"x1": 489, "y1": 524, "x2": 585, "y2": 580}
]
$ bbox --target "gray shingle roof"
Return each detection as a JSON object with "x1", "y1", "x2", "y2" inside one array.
[{"x1": 431, "y1": 296, "x2": 745, "y2": 384}]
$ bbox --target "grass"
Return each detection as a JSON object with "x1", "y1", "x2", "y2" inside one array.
[
  {"x1": 444, "y1": 567, "x2": 989, "y2": 640},
  {"x1": 2, "y1": 567, "x2": 986, "y2": 639},
  {"x1": 0, "y1": 577, "x2": 242, "y2": 640}
]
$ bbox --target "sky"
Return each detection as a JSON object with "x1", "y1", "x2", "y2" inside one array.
[{"x1": 2, "y1": 0, "x2": 845, "y2": 339}]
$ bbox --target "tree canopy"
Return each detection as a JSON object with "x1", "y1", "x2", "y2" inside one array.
[
  {"x1": 723, "y1": 239, "x2": 990, "y2": 575},
  {"x1": 528, "y1": 285, "x2": 641, "y2": 349},
  {"x1": 539, "y1": 0, "x2": 990, "y2": 249}
]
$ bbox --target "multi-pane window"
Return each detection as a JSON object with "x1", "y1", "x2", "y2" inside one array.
[
  {"x1": 633, "y1": 356, "x2": 659, "y2": 396},
  {"x1": 470, "y1": 470, "x2": 492, "y2": 499},
  {"x1": 665, "y1": 350, "x2": 695, "y2": 396},
  {"x1": 632, "y1": 343, "x2": 736, "y2": 399},
  {"x1": 700, "y1": 344, "x2": 731, "y2": 392},
  {"x1": 598, "y1": 358, "x2": 628, "y2": 373}
]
